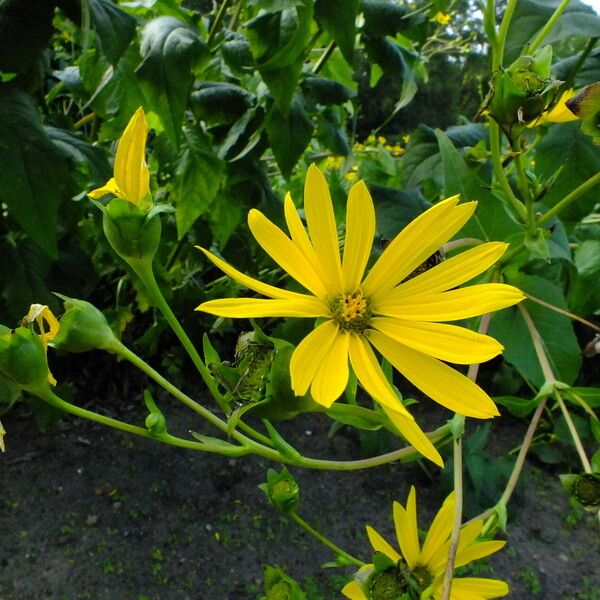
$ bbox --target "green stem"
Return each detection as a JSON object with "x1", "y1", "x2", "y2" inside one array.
[
  {"x1": 207, "y1": 0, "x2": 233, "y2": 47},
  {"x1": 537, "y1": 171, "x2": 600, "y2": 226},
  {"x1": 289, "y1": 511, "x2": 364, "y2": 567},
  {"x1": 312, "y1": 41, "x2": 336, "y2": 75},
  {"x1": 554, "y1": 389, "x2": 592, "y2": 473},
  {"x1": 528, "y1": 0, "x2": 573, "y2": 54},
  {"x1": 562, "y1": 37, "x2": 598, "y2": 92},
  {"x1": 489, "y1": 120, "x2": 528, "y2": 222},
  {"x1": 494, "y1": 0, "x2": 519, "y2": 70},
  {"x1": 511, "y1": 142, "x2": 536, "y2": 235},
  {"x1": 440, "y1": 433, "x2": 463, "y2": 600},
  {"x1": 518, "y1": 304, "x2": 555, "y2": 383},
  {"x1": 129, "y1": 259, "x2": 227, "y2": 412}
]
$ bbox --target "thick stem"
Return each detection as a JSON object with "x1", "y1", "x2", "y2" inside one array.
[
  {"x1": 494, "y1": 0, "x2": 519, "y2": 70},
  {"x1": 554, "y1": 390, "x2": 592, "y2": 473},
  {"x1": 528, "y1": 0, "x2": 573, "y2": 54},
  {"x1": 518, "y1": 304, "x2": 555, "y2": 383},
  {"x1": 537, "y1": 170, "x2": 600, "y2": 226},
  {"x1": 207, "y1": 0, "x2": 233, "y2": 46},
  {"x1": 289, "y1": 511, "x2": 364, "y2": 567}
]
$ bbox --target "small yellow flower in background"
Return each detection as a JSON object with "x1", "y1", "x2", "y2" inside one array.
[
  {"x1": 89, "y1": 107, "x2": 150, "y2": 206},
  {"x1": 402, "y1": 134, "x2": 411, "y2": 144},
  {"x1": 0, "y1": 418, "x2": 5, "y2": 452},
  {"x1": 434, "y1": 11, "x2": 451, "y2": 25},
  {"x1": 529, "y1": 89, "x2": 578, "y2": 127},
  {"x1": 342, "y1": 487, "x2": 509, "y2": 599},
  {"x1": 345, "y1": 169, "x2": 359, "y2": 182},
  {"x1": 196, "y1": 165, "x2": 524, "y2": 466},
  {"x1": 22, "y1": 304, "x2": 59, "y2": 386},
  {"x1": 325, "y1": 155, "x2": 344, "y2": 171}
]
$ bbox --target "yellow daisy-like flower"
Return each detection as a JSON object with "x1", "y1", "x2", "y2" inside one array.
[
  {"x1": 21, "y1": 304, "x2": 60, "y2": 386},
  {"x1": 88, "y1": 107, "x2": 150, "y2": 206},
  {"x1": 196, "y1": 165, "x2": 524, "y2": 465},
  {"x1": 342, "y1": 487, "x2": 509, "y2": 600},
  {"x1": 434, "y1": 11, "x2": 451, "y2": 25}
]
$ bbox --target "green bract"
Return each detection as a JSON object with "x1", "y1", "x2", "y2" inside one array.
[{"x1": 259, "y1": 467, "x2": 300, "y2": 514}]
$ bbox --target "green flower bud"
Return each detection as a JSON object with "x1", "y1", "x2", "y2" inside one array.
[
  {"x1": 262, "y1": 566, "x2": 306, "y2": 600},
  {"x1": 144, "y1": 389, "x2": 167, "y2": 436},
  {"x1": 573, "y1": 473, "x2": 600, "y2": 511},
  {"x1": 259, "y1": 467, "x2": 300, "y2": 514},
  {"x1": 487, "y1": 46, "x2": 559, "y2": 139},
  {"x1": 101, "y1": 198, "x2": 165, "y2": 263},
  {"x1": 0, "y1": 326, "x2": 51, "y2": 392},
  {"x1": 565, "y1": 82, "x2": 600, "y2": 144},
  {"x1": 51, "y1": 295, "x2": 120, "y2": 353}
]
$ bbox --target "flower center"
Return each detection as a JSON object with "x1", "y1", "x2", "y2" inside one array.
[
  {"x1": 329, "y1": 290, "x2": 372, "y2": 333},
  {"x1": 369, "y1": 568, "x2": 409, "y2": 600}
]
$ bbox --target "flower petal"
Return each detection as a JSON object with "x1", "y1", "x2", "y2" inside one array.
[
  {"x1": 196, "y1": 297, "x2": 326, "y2": 318},
  {"x1": 341, "y1": 580, "x2": 367, "y2": 600},
  {"x1": 248, "y1": 208, "x2": 328, "y2": 297},
  {"x1": 393, "y1": 488, "x2": 420, "y2": 570},
  {"x1": 348, "y1": 336, "x2": 444, "y2": 465},
  {"x1": 449, "y1": 578, "x2": 509, "y2": 598},
  {"x1": 196, "y1": 246, "x2": 313, "y2": 300},
  {"x1": 114, "y1": 107, "x2": 150, "y2": 204},
  {"x1": 420, "y1": 492, "x2": 455, "y2": 567},
  {"x1": 374, "y1": 284, "x2": 525, "y2": 322},
  {"x1": 342, "y1": 180, "x2": 375, "y2": 292},
  {"x1": 88, "y1": 177, "x2": 122, "y2": 199},
  {"x1": 284, "y1": 193, "x2": 332, "y2": 294},
  {"x1": 370, "y1": 318, "x2": 504, "y2": 364},
  {"x1": 310, "y1": 330, "x2": 350, "y2": 407},
  {"x1": 290, "y1": 321, "x2": 339, "y2": 397},
  {"x1": 381, "y1": 404, "x2": 444, "y2": 466},
  {"x1": 366, "y1": 526, "x2": 401, "y2": 563},
  {"x1": 304, "y1": 164, "x2": 343, "y2": 291},
  {"x1": 453, "y1": 540, "x2": 507, "y2": 569},
  {"x1": 428, "y1": 519, "x2": 486, "y2": 572},
  {"x1": 395, "y1": 242, "x2": 509, "y2": 297},
  {"x1": 363, "y1": 197, "x2": 476, "y2": 299},
  {"x1": 368, "y1": 330, "x2": 500, "y2": 418}
]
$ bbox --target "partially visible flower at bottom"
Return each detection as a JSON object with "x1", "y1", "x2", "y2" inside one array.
[
  {"x1": 21, "y1": 304, "x2": 60, "y2": 386},
  {"x1": 342, "y1": 487, "x2": 509, "y2": 600}
]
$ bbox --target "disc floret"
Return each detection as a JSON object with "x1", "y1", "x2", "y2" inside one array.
[{"x1": 329, "y1": 290, "x2": 372, "y2": 333}]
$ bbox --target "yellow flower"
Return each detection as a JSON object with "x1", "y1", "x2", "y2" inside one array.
[
  {"x1": 196, "y1": 165, "x2": 524, "y2": 465},
  {"x1": 434, "y1": 11, "x2": 451, "y2": 25},
  {"x1": 89, "y1": 107, "x2": 150, "y2": 206},
  {"x1": 529, "y1": 89, "x2": 579, "y2": 127},
  {"x1": 21, "y1": 304, "x2": 59, "y2": 386},
  {"x1": 0, "y1": 418, "x2": 5, "y2": 452},
  {"x1": 342, "y1": 487, "x2": 509, "y2": 600}
]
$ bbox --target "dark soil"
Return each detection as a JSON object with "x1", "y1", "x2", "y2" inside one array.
[{"x1": 1, "y1": 388, "x2": 599, "y2": 600}]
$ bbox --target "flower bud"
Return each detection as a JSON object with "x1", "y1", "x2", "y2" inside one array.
[
  {"x1": 488, "y1": 46, "x2": 559, "y2": 139},
  {"x1": 52, "y1": 295, "x2": 120, "y2": 353},
  {"x1": 144, "y1": 389, "x2": 167, "y2": 436},
  {"x1": 573, "y1": 473, "x2": 600, "y2": 511},
  {"x1": 0, "y1": 326, "x2": 51, "y2": 392},
  {"x1": 102, "y1": 198, "x2": 162, "y2": 263},
  {"x1": 259, "y1": 467, "x2": 300, "y2": 514},
  {"x1": 262, "y1": 565, "x2": 306, "y2": 600},
  {"x1": 565, "y1": 82, "x2": 600, "y2": 144}
]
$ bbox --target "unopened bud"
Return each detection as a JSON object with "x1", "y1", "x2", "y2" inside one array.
[{"x1": 259, "y1": 467, "x2": 300, "y2": 514}]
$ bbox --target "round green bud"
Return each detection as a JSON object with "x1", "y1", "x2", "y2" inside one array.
[
  {"x1": 260, "y1": 467, "x2": 300, "y2": 514},
  {"x1": 52, "y1": 296, "x2": 119, "y2": 353},
  {"x1": 573, "y1": 473, "x2": 600, "y2": 510},
  {"x1": 103, "y1": 198, "x2": 162, "y2": 262},
  {"x1": 0, "y1": 326, "x2": 50, "y2": 390},
  {"x1": 145, "y1": 412, "x2": 167, "y2": 436}
]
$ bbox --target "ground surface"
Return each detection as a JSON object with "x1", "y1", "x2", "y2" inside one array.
[{"x1": 2, "y1": 382, "x2": 599, "y2": 600}]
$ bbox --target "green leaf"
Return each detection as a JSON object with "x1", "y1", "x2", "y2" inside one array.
[
  {"x1": 361, "y1": 0, "x2": 410, "y2": 36},
  {"x1": 0, "y1": 0, "x2": 54, "y2": 74},
  {"x1": 266, "y1": 95, "x2": 314, "y2": 178},
  {"x1": 171, "y1": 127, "x2": 226, "y2": 239},
  {"x1": 88, "y1": 0, "x2": 137, "y2": 65},
  {"x1": 301, "y1": 75, "x2": 355, "y2": 105},
  {"x1": 488, "y1": 274, "x2": 582, "y2": 388},
  {"x1": 314, "y1": 0, "x2": 359, "y2": 63},
  {"x1": 505, "y1": 0, "x2": 600, "y2": 63},
  {"x1": 136, "y1": 16, "x2": 209, "y2": 146},
  {"x1": 535, "y1": 122, "x2": 600, "y2": 226},
  {"x1": 369, "y1": 185, "x2": 430, "y2": 238},
  {"x1": 494, "y1": 395, "x2": 539, "y2": 418},
  {"x1": 315, "y1": 107, "x2": 350, "y2": 155},
  {"x1": 0, "y1": 85, "x2": 68, "y2": 257},
  {"x1": 435, "y1": 129, "x2": 522, "y2": 242},
  {"x1": 261, "y1": 60, "x2": 304, "y2": 111},
  {"x1": 191, "y1": 82, "x2": 255, "y2": 126}
]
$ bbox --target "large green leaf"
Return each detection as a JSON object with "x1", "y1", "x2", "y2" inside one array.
[
  {"x1": 265, "y1": 95, "x2": 314, "y2": 179},
  {"x1": 190, "y1": 82, "x2": 255, "y2": 126},
  {"x1": 488, "y1": 274, "x2": 582, "y2": 388},
  {"x1": 88, "y1": 0, "x2": 137, "y2": 65},
  {"x1": 314, "y1": 0, "x2": 359, "y2": 63},
  {"x1": 171, "y1": 127, "x2": 226, "y2": 239},
  {"x1": 505, "y1": 0, "x2": 599, "y2": 63},
  {"x1": 369, "y1": 185, "x2": 430, "y2": 239},
  {"x1": 436, "y1": 129, "x2": 522, "y2": 242},
  {"x1": 0, "y1": 85, "x2": 68, "y2": 257},
  {"x1": 136, "y1": 16, "x2": 209, "y2": 145},
  {"x1": 534, "y1": 122, "x2": 600, "y2": 225}
]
